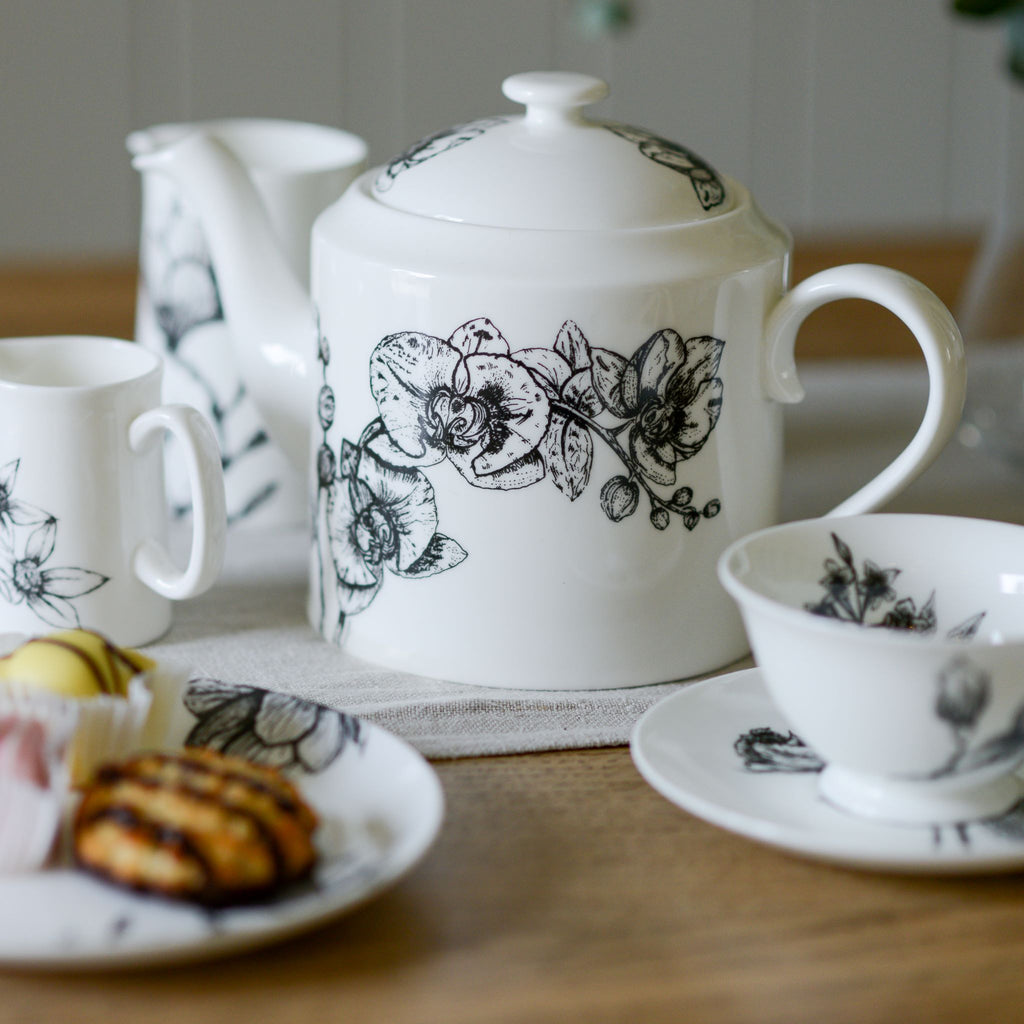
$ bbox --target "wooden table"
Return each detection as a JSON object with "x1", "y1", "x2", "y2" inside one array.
[
  {"x1": 7, "y1": 749, "x2": 1024, "y2": 1023},
  {"x1": 5, "y1": 240, "x2": 1024, "y2": 1024}
]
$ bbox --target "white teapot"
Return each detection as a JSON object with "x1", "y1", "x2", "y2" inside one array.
[{"x1": 131, "y1": 71, "x2": 965, "y2": 689}]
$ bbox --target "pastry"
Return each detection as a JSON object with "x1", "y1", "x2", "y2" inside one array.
[
  {"x1": 0, "y1": 629, "x2": 154, "y2": 699},
  {"x1": 0, "y1": 629, "x2": 161, "y2": 785},
  {"x1": 73, "y1": 747, "x2": 318, "y2": 905}
]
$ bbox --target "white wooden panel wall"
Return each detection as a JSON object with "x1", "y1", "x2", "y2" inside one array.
[{"x1": 0, "y1": 0, "x2": 1013, "y2": 259}]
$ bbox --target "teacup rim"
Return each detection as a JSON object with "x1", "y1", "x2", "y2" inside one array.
[
  {"x1": 718, "y1": 512, "x2": 1024, "y2": 649},
  {"x1": 0, "y1": 336, "x2": 160, "y2": 393}
]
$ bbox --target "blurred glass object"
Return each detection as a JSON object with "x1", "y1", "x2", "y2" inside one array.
[{"x1": 955, "y1": 3, "x2": 1024, "y2": 470}]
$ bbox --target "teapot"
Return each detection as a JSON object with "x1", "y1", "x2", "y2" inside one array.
[{"x1": 130, "y1": 71, "x2": 965, "y2": 689}]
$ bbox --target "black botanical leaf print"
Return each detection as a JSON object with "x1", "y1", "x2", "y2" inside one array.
[
  {"x1": 0, "y1": 460, "x2": 48, "y2": 552},
  {"x1": 734, "y1": 727, "x2": 824, "y2": 773},
  {"x1": 605, "y1": 123, "x2": 726, "y2": 211},
  {"x1": 183, "y1": 678, "x2": 363, "y2": 774},
  {"x1": 312, "y1": 315, "x2": 724, "y2": 626},
  {"x1": 140, "y1": 195, "x2": 283, "y2": 523},
  {"x1": 0, "y1": 486, "x2": 109, "y2": 629},
  {"x1": 554, "y1": 319, "x2": 591, "y2": 371},
  {"x1": 590, "y1": 348, "x2": 632, "y2": 418},
  {"x1": 957, "y1": 718, "x2": 1024, "y2": 775},
  {"x1": 392, "y1": 533, "x2": 469, "y2": 579},
  {"x1": 543, "y1": 413, "x2": 593, "y2": 501},
  {"x1": 832, "y1": 532, "x2": 854, "y2": 568},
  {"x1": 947, "y1": 612, "x2": 986, "y2": 641},
  {"x1": 805, "y1": 533, "x2": 986, "y2": 638},
  {"x1": 977, "y1": 801, "x2": 1024, "y2": 841},
  {"x1": 373, "y1": 117, "x2": 510, "y2": 192}
]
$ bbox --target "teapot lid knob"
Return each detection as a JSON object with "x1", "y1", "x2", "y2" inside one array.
[{"x1": 501, "y1": 71, "x2": 609, "y2": 128}]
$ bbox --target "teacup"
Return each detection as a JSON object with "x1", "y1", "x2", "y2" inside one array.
[
  {"x1": 0, "y1": 336, "x2": 226, "y2": 645},
  {"x1": 718, "y1": 514, "x2": 1024, "y2": 824}
]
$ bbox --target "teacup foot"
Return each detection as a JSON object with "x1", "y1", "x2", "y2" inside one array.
[{"x1": 818, "y1": 764, "x2": 1024, "y2": 826}]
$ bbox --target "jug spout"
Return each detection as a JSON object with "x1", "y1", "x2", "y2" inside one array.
[{"x1": 131, "y1": 130, "x2": 316, "y2": 470}]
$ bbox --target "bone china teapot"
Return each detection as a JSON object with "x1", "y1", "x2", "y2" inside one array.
[{"x1": 131, "y1": 71, "x2": 965, "y2": 689}]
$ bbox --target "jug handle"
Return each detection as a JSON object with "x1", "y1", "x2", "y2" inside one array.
[
  {"x1": 129, "y1": 404, "x2": 227, "y2": 599},
  {"x1": 763, "y1": 263, "x2": 965, "y2": 516}
]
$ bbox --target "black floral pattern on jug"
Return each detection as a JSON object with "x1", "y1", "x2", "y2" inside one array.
[
  {"x1": 183, "y1": 678, "x2": 363, "y2": 774},
  {"x1": 373, "y1": 116, "x2": 510, "y2": 192},
  {"x1": 0, "y1": 459, "x2": 109, "y2": 628},
  {"x1": 313, "y1": 317, "x2": 724, "y2": 636},
  {"x1": 141, "y1": 197, "x2": 280, "y2": 522},
  {"x1": 605, "y1": 123, "x2": 726, "y2": 211},
  {"x1": 804, "y1": 532, "x2": 986, "y2": 638}
]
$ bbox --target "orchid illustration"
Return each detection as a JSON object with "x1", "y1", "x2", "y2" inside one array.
[
  {"x1": 327, "y1": 444, "x2": 467, "y2": 616},
  {"x1": 0, "y1": 515, "x2": 109, "y2": 629},
  {"x1": 312, "y1": 314, "x2": 725, "y2": 627},
  {"x1": 605, "y1": 330, "x2": 724, "y2": 487},
  {"x1": 184, "y1": 678, "x2": 363, "y2": 774},
  {"x1": 313, "y1": 332, "x2": 468, "y2": 636},
  {"x1": 368, "y1": 323, "x2": 551, "y2": 490}
]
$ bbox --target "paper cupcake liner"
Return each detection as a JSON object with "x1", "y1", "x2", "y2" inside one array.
[
  {"x1": 0, "y1": 678, "x2": 151, "y2": 786},
  {"x1": 0, "y1": 778, "x2": 63, "y2": 872},
  {"x1": 0, "y1": 659, "x2": 192, "y2": 785},
  {"x1": 137, "y1": 662, "x2": 190, "y2": 752},
  {"x1": 0, "y1": 700, "x2": 76, "y2": 873}
]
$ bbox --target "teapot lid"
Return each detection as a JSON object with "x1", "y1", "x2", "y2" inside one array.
[{"x1": 370, "y1": 72, "x2": 732, "y2": 230}]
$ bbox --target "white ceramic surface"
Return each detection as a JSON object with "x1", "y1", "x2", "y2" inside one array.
[
  {"x1": 0, "y1": 337, "x2": 226, "y2": 645},
  {"x1": 719, "y1": 514, "x2": 1024, "y2": 823},
  {"x1": 128, "y1": 118, "x2": 367, "y2": 529},
  {"x1": 631, "y1": 668, "x2": 1024, "y2": 874},
  {"x1": 130, "y1": 72, "x2": 965, "y2": 689},
  {"x1": 0, "y1": 678, "x2": 444, "y2": 969}
]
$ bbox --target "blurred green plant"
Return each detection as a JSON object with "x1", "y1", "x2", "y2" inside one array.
[{"x1": 953, "y1": 0, "x2": 1024, "y2": 80}]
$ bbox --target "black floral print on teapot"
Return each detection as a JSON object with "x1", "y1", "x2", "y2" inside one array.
[{"x1": 313, "y1": 317, "x2": 725, "y2": 634}]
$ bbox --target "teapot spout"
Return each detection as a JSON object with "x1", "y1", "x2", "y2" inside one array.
[{"x1": 131, "y1": 129, "x2": 316, "y2": 470}]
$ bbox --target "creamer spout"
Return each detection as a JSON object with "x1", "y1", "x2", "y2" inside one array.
[{"x1": 130, "y1": 128, "x2": 317, "y2": 470}]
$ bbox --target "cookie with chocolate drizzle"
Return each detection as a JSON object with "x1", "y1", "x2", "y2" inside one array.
[{"x1": 72, "y1": 747, "x2": 318, "y2": 906}]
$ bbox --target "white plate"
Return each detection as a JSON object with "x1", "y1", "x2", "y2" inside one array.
[
  {"x1": 631, "y1": 668, "x2": 1024, "y2": 874},
  {"x1": 0, "y1": 678, "x2": 444, "y2": 968}
]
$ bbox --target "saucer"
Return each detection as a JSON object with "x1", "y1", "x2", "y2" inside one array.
[
  {"x1": 630, "y1": 668, "x2": 1024, "y2": 874},
  {"x1": 0, "y1": 679, "x2": 444, "y2": 969}
]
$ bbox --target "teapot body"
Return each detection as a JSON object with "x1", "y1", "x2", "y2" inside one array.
[{"x1": 309, "y1": 175, "x2": 790, "y2": 687}]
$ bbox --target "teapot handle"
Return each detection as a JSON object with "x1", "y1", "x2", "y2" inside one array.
[{"x1": 763, "y1": 263, "x2": 965, "y2": 516}]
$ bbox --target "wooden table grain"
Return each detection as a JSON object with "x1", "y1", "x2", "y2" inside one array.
[
  {"x1": 4, "y1": 239, "x2": 1024, "y2": 1024},
  {"x1": 6, "y1": 748, "x2": 1024, "y2": 1023}
]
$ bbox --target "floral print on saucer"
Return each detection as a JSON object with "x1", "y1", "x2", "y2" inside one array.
[{"x1": 630, "y1": 668, "x2": 1024, "y2": 874}]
